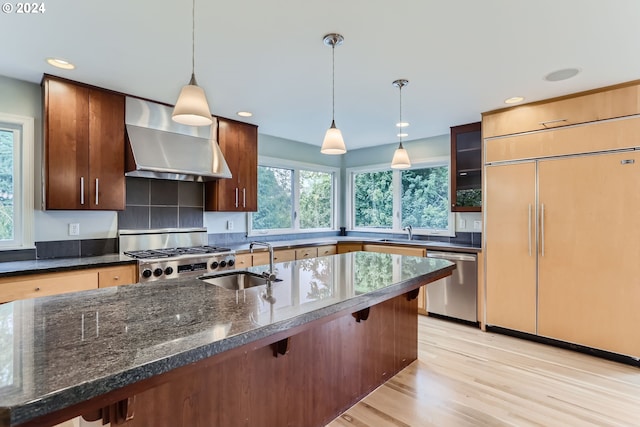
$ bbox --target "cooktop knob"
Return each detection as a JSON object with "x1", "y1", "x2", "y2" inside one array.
[
  {"x1": 227, "y1": 259, "x2": 235, "y2": 267},
  {"x1": 153, "y1": 268, "x2": 163, "y2": 277},
  {"x1": 142, "y1": 269, "x2": 152, "y2": 278},
  {"x1": 210, "y1": 261, "x2": 219, "y2": 269},
  {"x1": 164, "y1": 266, "x2": 174, "y2": 276},
  {"x1": 219, "y1": 260, "x2": 227, "y2": 268}
]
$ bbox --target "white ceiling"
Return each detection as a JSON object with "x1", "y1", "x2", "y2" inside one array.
[{"x1": 2, "y1": 0, "x2": 640, "y2": 150}]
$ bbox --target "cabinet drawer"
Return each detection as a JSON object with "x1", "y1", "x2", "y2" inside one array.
[
  {"x1": 316, "y1": 245, "x2": 337, "y2": 257},
  {"x1": 0, "y1": 271, "x2": 98, "y2": 303},
  {"x1": 363, "y1": 244, "x2": 426, "y2": 257},
  {"x1": 337, "y1": 243, "x2": 362, "y2": 254},
  {"x1": 295, "y1": 247, "x2": 318, "y2": 259},
  {"x1": 234, "y1": 253, "x2": 252, "y2": 268},
  {"x1": 253, "y1": 249, "x2": 296, "y2": 266},
  {"x1": 485, "y1": 116, "x2": 640, "y2": 163},
  {"x1": 98, "y1": 265, "x2": 137, "y2": 288},
  {"x1": 483, "y1": 82, "x2": 640, "y2": 138}
]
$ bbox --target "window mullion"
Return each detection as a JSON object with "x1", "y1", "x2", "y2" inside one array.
[
  {"x1": 392, "y1": 169, "x2": 402, "y2": 231},
  {"x1": 293, "y1": 169, "x2": 300, "y2": 231}
]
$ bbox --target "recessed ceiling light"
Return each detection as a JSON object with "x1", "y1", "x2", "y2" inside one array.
[
  {"x1": 237, "y1": 111, "x2": 253, "y2": 117},
  {"x1": 46, "y1": 57, "x2": 75, "y2": 70},
  {"x1": 397, "y1": 132, "x2": 408, "y2": 138},
  {"x1": 544, "y1": 68, "x2": 580, "y2": 82},
  {"x1": 395, "y1": 122, "x2": 409, "y2": 128},
  {"x1": 504, "y1": 96, "x2": 525, "y2": 105}
]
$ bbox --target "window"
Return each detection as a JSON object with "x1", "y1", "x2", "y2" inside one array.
[
  {"x1": 250, "y1": 157, "x2": 339, "y2": 235},
  {"x1": 348, "y1": 157, "x2": 453, "y2": 236},
  {"x1": 0, "y1": 114, "x2": 33, "y2": 249}
]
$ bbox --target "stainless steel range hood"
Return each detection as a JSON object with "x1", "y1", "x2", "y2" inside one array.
[{"x1": 125, "y1": 97, "x2": 232, "y2": 182}]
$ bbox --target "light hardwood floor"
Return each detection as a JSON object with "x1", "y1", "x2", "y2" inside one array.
[{"x1": 327, "y1": 316, "x2": 640, "y2": 427}]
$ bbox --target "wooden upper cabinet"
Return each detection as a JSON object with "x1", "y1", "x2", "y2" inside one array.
[
  {"x1": 44, "y1": 76, "x2": 125, "y2": 210},
  {"x1": 482, "y1": 81, "x2": 640, "y2": 138},
  {"x1": 450, "y1": 122, "x2": 481, "y2": 212},
  {"x1": 205, "y1": 118, "x2": 258, "y2": 212}
]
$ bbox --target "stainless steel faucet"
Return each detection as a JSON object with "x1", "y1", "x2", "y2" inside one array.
[
  {"x1": 249, "y1": 241, "x2": 276, "y2": 281},
  {"x1": 403, "y1": 225, "x2": 413, "y2": 240}
]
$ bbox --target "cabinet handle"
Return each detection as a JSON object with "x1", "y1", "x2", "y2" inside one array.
[
  {"x1": 34, "y1": 287, "x2": 40, "y2": 291},
  {"x1": 114, "y1": 276, "x2": 120, "y2": 281},
  {"x1": 540, "y1": 203, "x2": 545, "y2": 257},
  {"x1": 80, "y1": 177, "x2": 85, "y2": 205},
  {"x1": 539, "y1": 118, "x2": 567, "y2": 128},
  {"x1": 235, "y1": 188, "x2": 239, "y2": 208},
  {"x1": 95, "y1": 178, "x2": 99, "y2": 205},
  {"x1": 242, "y1": 188, "x2": 246, "y2": 208},
  {"x1": 528, "y1": 204, "x2": 532, "y2": 257}
]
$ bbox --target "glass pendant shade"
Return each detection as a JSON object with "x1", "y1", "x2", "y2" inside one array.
[
  {"x1": 321, "y1": 120, "x2": 346, "y2": 154},
  {"x1": 172, "y1": 74, "x2": 213, "y2": 126},
  {"x1": 391, "y1": 143, "x2": 411, "y2": 169}
]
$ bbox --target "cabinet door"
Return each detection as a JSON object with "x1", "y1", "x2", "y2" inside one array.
[
  {"x1": 88, "y1": 89, "x2": 125, "y2": 210},
  {"x1": 337, "y1": 243, "x2": 362, "y2": 254},
  {"x1": 45, "y1": 78, "x2": 90, "y2": 209},
  {"x1": 537, "y1": 151, "x2": 640, "y2": 356},
  {"x1": 234, "y1": 253, "x2": 252, "y2": 268},
  {"x1": 295, "y1": 247, "x2": 318, "y2": 259},
  {"x1": 482, "y1": 82, "x2": 640, "y2": 138},
  {"x1": 205, "y1": 119, "x2": 258, "y2": 212},
  {"x1": 451, "y1": 122, "x2": 481, "y2": 212},
  {"x1": 485, "y1": 162, "x2": 537, "y2": 334},
  {"x1": 316, "y1": 245, "x2": 337, "y2": 257}
]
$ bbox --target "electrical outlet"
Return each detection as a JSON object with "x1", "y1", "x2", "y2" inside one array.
[
  {"x1": 473, "y1": 220, "x2": 482, "y2": 230},
  {"x1": 68, "y1": 223, "x2": 80, "y2": 236},
  {"x1": 458, "y1": 219, "x2": 466, "y2": 229},
  {"x1": 227, "y1": 220, "x2": 234, "y2": 230}
]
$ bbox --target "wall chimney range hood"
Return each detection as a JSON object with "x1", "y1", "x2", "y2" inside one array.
[{"x1": 125, "y1": 97, "x2": 232, "y2": 182}]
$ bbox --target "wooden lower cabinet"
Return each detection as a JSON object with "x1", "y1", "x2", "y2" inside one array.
[
  {"x1": 417, "y1": 285, "x2": 427, "y2": 315},
  {"x1": 295, "y1": 247, "x2": 318, "y2": 259},
  {"x1": 317, "y1": 245, "x2": 337, "y2": 257},
  {"x1": 0, "y1": 270, "x2": 98, "y2": 304},
  {"x1": 0, "y1": 264, "x2": 138, "y2": 303},
  {"x1": 234, "y1": 253, "x2": 252, "y2": 269},
  {"x1": 253, "y1": 249, "x2": 296, "y2": 266}
]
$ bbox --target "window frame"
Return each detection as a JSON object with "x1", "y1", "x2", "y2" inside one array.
[
  {"x1": 248, "y1": 156, "x2": 340, "y2": 236},
  {"x1": 346, "y1": 156, "x2": 454, "y2": 237},
  {"x1": 0, "y1": 113, "x2": 34, "y2": 250}
]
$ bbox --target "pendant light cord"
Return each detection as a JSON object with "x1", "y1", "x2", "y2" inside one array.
[
  {"x1": 191, "y1": 0, "x2": 195, "y2": 76},
  {"x1": 398, "y1": 83, "x2": 403, "y2": 147},
  {"x1": 331, "y1": 43, "x2": 335, "y2": 122}
]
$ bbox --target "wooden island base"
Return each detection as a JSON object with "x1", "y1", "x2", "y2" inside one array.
[{"x1": 30, "y1": 291, "x2": 419, "y2": 427}]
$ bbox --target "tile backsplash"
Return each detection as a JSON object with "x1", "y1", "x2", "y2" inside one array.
[{"x1": 118, "y1": 177, "x2": 204, "y2": 230}]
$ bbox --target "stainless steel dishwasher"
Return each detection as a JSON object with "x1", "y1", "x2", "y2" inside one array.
[{"x1": 426, "y1": 251, "x2": 477, "y2": 323}]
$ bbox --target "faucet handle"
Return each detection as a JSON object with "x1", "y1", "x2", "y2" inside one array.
[{"x1": 262, "y1": 271, "x2": 276, "y2": 281}]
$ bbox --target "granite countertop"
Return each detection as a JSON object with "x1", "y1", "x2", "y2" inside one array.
[
  {"x1": 0, "y1": 236, "x2": 478, "y2": 280},
  {"x1": 231, "y1": 236, "x2": 482, "y2": 254},
  {"x1": 0, "y1": 252, "x2": 454, "y2": 427}
]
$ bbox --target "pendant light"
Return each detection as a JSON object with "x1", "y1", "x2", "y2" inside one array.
[
  {"x1": 391, "y1": 79, "x2": 411, "y2": 169},
  {"x1": 172, "y1": 0, "x2": 213, "y2": 126},
  {"x1": 321, "y1": 33, "x2": 347, "y2": 155}
]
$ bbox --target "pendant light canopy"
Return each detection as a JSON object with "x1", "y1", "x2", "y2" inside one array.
[
  {"x1": 391, "y1": 79, "x2": 411, "y2": 169},
  {"x1": 321, "y1": 33, "x2": 347, "y2": 155},
  {"x1": 172, "y1": 0, "x2": 212, "y2": 126}
]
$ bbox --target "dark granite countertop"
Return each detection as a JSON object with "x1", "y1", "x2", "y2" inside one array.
[
  {"x1": 0, "y1": 252, "x2": 454, "y2": 427},
  {"x1": 231, "y1": 236, "x2": 482, "y2": 254}
]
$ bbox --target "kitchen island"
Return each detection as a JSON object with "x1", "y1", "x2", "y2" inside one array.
[{"x1": 0, "y1": 252, "x2": 454, "y2": 427}]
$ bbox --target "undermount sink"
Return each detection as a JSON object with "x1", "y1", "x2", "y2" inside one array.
[
  {"x1": 201, "y1": 271, "x2": 280, "y2": 291},
  {"x1": 377, "y1": 238, "x2": 413, "y2": 243}
]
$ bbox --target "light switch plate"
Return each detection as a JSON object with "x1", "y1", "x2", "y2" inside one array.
[
  {"x1": 227, "y1": 220, "x2": 234, "y2": 230},
  {"x1": 458, "y1": 219, "x2": 466, "y2": 229},
  {"x1": 473, "y1": 220, "x2": 482, "y2": 230}
]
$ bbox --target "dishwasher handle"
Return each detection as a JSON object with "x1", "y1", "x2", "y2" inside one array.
[{"x1": 426, "y1": 252, "x2": 476, "y2": 262}]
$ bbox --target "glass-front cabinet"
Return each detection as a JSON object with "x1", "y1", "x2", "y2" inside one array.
[{"x1": 451, "y1": 122, "x2": 482, "y2": 211}]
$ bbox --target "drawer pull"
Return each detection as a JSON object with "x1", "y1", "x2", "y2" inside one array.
[
  {"x1": 35, "y1": 287, "x2": 40, "y2": 291},
  {"x1": 539, "y1": 118, "x2": 567, "y2": 128},
  {"x1": 114, "y1": 276, "x2": 120, "y2": 281}
]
